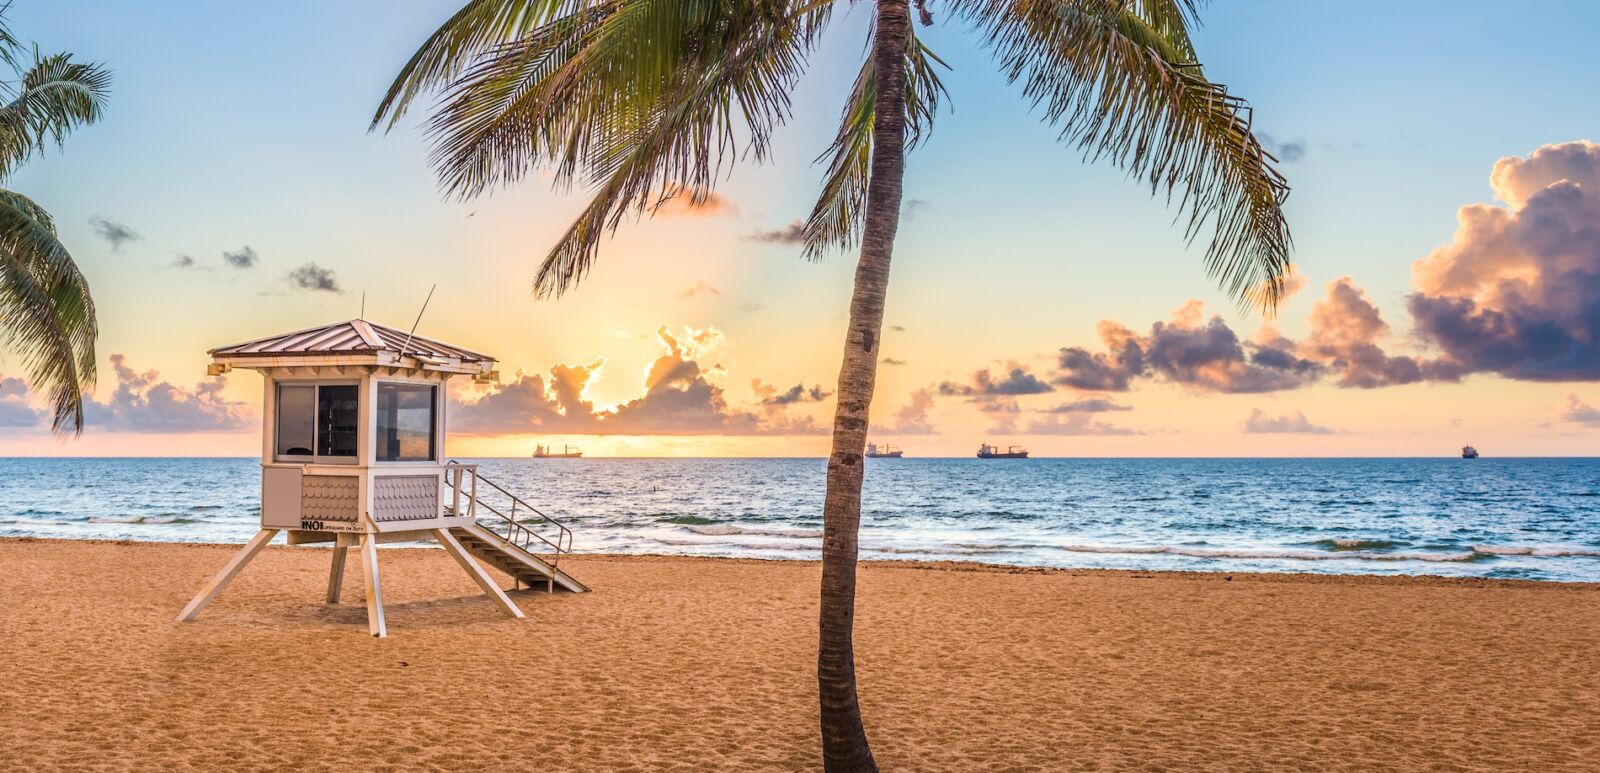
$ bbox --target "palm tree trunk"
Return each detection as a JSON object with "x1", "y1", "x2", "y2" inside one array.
[{"x1": 817, "y1": 1, "x2": 912, "y2": 770}]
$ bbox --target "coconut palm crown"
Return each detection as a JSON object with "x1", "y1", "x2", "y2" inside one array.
[
  {"x1": 374, "y1": 2, "x2": 1292, "y2": 770},
  {"x1": 0, "y1": 9, "x2": 111, "y2": 434}
]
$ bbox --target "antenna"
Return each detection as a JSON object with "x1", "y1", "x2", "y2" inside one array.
[
  {"x1": 359, "y1": 291, "x2": 365, "y2": 320},
  {"x1": 399, "y1": 284, "x2": 436, "y2": 355}
]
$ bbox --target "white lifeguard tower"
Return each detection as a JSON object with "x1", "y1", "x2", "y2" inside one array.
[{"x1": 176, "y1": 319, "x2": 588, "y2": 637}]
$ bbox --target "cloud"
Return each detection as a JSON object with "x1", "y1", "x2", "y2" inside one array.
[
  {"x1": 453, "y1": 326, "x2": 822, "y2": 436},
  {"x1": 1258, "y1": 133, "x2": 1308, "y2": 163},
  {"x1": 81, "y1": 355, "x2": 253, "y2": 433},
  {"x1": 171, "y1": 254, "x2": 201, "y2": 270},
  {"x1": 1242, "y1": 408, "x2": 1334, "y2": 434},
  {"x1": 1559, "y1": 394, "x2": 1600, "y2": 425},
  {"x1": 888, "y1": 325, "x2": 907, "y2": 332},
  {"x1": 1054, "y1": 302, "x2": 1323, "y2": 394},
  {"x1": 653, "y1": 183, "x2": 737, "y2": 217},
  {"x1": 0, "y1": 374, "x2": 43, "y2": 427},
  {"x1": 872, "y1": 388, "x2": 936, "y2": 435},
  {"x1": 938, "y1": 365, "x2": 1053, "y2": 397},
  {"x1": 223, "y1": 246, "x2": 258, "y2": 269},
  {"x1": 1019, "y1": 412, "x2": 1140, "y2": 436},
  {"x1": 746, "y1": 220, "x2": 805, "y2": 244},
  {"x1": 1038, "y1": 397, "x2": 1130, "y2": 413},
  {"x1": 881, "y1": 357, "x2": 906, "y2": 366},
  {"x1": 1302, "y1": 277, "x2": 1460, "y2": 388},
  {"x1": 1405, "y1": 140, "x2": 1600, "y2": 381},
  {"x1": 752, "y1": 380, "x2": 832, "y2": 405},
  {"x1": 904, "y1": 198, "x2": 931, "y2": 220},
  {"x1": 286, "y1": 263, "x2": 343, "y2": 293},
  {"x1": 740, "y1": 302, "x2": 764, "y2": 312},
  {"x1": 89, "y1": 216, "x2": 141, "y2": 251},
  {"x1": 679, "y1": 281, "x2": 720, "y2": 299}
]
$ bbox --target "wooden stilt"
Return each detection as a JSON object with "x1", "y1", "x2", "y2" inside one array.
[
  {"x1": 433, "y1": 529, "x2": 524, "y2": 619},
  {"x1": 176, "y1": 528, "x2": 279, "y2": 622},
  {"x1": 325, "y1": 545, "x2": 349, "y2": 603},
  {"x1": 359, "y1": 532, "x2": 386, "y2": 638}
]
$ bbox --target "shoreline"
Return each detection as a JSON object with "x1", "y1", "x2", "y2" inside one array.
[{"x1": 5, "y1": 536, "x2": 1597, "y2": 589}]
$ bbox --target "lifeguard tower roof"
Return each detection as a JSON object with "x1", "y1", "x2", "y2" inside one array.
[{"x1": 209, "y1": 319, "x2": 493, "y2": 375}]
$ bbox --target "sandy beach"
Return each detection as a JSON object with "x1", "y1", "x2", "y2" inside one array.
[{"x1": 1, "y1": 538, "x2": 1596, "y2": 771}]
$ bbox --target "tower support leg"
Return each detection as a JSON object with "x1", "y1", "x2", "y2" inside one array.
[
  {"x1": 433, "y1": 529, "x2": 524, "y2": 619},
  {"x1": 326, "y1": 545, "x2": 349, "y2": 603},
  {"x1": 359, "y1": 532, "x2": 386, "y2": 638},
  {"x1": 176, "y1": 528, "x2": 280, "y2": 622}
]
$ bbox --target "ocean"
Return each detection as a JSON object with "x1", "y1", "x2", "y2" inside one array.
[{"x1": 2, "y1": 457, "x2": 1598, "y2": 582}]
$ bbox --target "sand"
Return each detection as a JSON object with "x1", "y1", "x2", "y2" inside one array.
[{"x1": 0, "y1": 538, "x2": 1596, "y2": 771}]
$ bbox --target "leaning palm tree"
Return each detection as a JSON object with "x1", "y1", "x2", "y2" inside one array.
[
  {"x1": 0, "y1": 10, "x2": 111, "y2": 434},
  {"x1": 374, "y1": 1, "x2": 1290, "y2": 769}
]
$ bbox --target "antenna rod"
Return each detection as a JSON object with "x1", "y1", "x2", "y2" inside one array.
[
  {"x1": 359, "y1": 291, "x2": 365, "y2": 320},
  {"x1": 400, "y1": 284, "x2": 436, "y2": 356}
]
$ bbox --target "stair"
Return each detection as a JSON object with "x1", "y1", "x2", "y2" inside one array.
[
  {"x1": 451, "y1": 523, "x2": 589, "y2": 593},
  {"x1": 443, "y1": 462, "x2": 589, "y2": 594}
]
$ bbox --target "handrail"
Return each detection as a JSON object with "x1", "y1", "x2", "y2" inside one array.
[{"x1": 443, "y1": 461, "x2": 573, "y2": 569}]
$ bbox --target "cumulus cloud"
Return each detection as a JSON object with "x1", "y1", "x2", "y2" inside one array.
[
  {"x1": 1302, "y1": 277, "x2": 1461, "y2": 388},
  {"x1": 81, "y1": 355, "x2": 253, "y2": 433},
  {"x1": 223, "y1": 246, "x2": 258, "y2": 269},
  {"x1": 746, "y1": 220, "x2": 805, "y2": 244},
  {"x1": 653, "y1": 183, "x2": 737, "y2": 217},
  {"x1": 679, "y1": 281, "x2": 719, "y2": 299},
  {"x1": 89, "y1": 216, "x2": 141, "y2": 251},
  {"x1": 1242, "y1": 408, "x2": 1334, "y2": 435},
  {"x1": 1038, "y1": 397, "x2": 1130, "y2": 413},
  {"x1": 0, "y1": 374, "x2": 43, "y2": 427},
  {"x1": 872, "y1": 388, "x2": 936, "y2": 435},
  {"x1": 938, "y1": 366, "x2": 1053, "y2": 397},
  {"x1": 1054, "y1": 302, "x2": 1322, "y2": 394},
  {"x1": 453, "y1": 326, "x2": 822, "y2": 436},
  {"x1": 1404, "y1": 141, "x2": 1600, "y2": 381},
  {"x1": 752, "y1": 380, "x2": 832, "y2": 405},
  {"x1": 1019, "y1": 412, "x2": 1140, "y2": 436},
  {"x1": 1558, "y1": 394, "x2": 1600, "y2": 425},
  {"x1": 286, "y1": 263, "x2": 343, "y2": 293},
  {"x1": 1257, "y1": 133, "x2": 1308, "y2": 163}
]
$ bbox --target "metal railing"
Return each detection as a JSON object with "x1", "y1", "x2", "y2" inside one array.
[{"x1": 443, "y1": 462, "x2": 573, "y2": 569}]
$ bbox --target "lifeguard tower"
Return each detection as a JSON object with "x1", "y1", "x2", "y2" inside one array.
[{"x1": 176, "y1": 319, "x2": 588, "y2": 637}]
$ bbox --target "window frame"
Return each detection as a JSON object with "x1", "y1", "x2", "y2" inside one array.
[
  {"x1": 373, "y1": 380, "x2": 440, "y2": 464},
  {"x1": 273, "y1": 379, "x2": 361, "y2": 465}
]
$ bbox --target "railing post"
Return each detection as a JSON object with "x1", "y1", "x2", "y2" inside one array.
[
  {"x1": 451, "y1": 466, "x2": 461, "y2": 518},
  {"x1": 469, "y1": 468, "x2": 477, "y2": 519}
]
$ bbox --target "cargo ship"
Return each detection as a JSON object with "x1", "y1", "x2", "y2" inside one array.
[
  {"x1": 865, "y1": 443, "x2": 903, "y2": 458},
  {"x1": 1461, "y1": 445, "x2": 1479, "y2": 459},
  {"x1": 533, "y1": 443, "x2": 583, "y2": 458},
  {"x1": 977, "y1": 443, "x2": 1029, "y2": 459}
]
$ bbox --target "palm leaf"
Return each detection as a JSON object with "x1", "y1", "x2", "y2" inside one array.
[
  {"x1": 0, "y1": 51, "x2": 112, "y2": 177},
  {"x1": 950, "y1": 0, "x2": 1293, "y2": 310}
]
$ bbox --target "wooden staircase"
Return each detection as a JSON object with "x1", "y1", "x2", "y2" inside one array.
[{"x1": 451, "y1": 522, "x2": 589, "y2": 593}]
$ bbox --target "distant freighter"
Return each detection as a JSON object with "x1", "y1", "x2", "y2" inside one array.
[
  {"x1": 865, "y1": 443, "x2": 903, "y2": 458},
  {"x1": 1461, "y1": 445, "x2": 1480, "y2": 459},
  {"x1": 977, "y1": 444, "x2": 1029, "y2": 459},
  {"x1": 533, "y1": 444, "x2": 583, "y2": 458}
]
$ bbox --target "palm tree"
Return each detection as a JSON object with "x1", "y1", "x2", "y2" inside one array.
[
  {"x1": 374, "y1": 1, "x2": 1291, "y2": 769},
  {"x1": 0, "y1": 9, "x2": 111, "y2": 434}
]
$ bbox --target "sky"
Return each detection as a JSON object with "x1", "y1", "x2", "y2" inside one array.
[{"x1": 3, "y1": 0, "x2": 1600, "y2": 457}]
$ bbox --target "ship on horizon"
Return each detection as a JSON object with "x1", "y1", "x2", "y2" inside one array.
[
  {"x1": 1461, "y1": 445, "x2": 1480, "y2": 459},
  {"x1": 865, "y1": 443, "x2": 903, "y2": 458},
  {"x1": 533, "y1": 443, "x2": 583, "y2": 459},
  {"x1": 977, "y1": 443, "x2": 1029, "y2": 459}
]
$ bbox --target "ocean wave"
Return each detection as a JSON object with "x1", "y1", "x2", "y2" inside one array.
[
  {"x1": 87, "y1": 515, "x2": 190, "y2": 525},
  {"x1": 657, "y1": 515, "x2": 722, "y2": 526},
  {"x1": 1472, "y1": 545, "x2": 1600, "y2": 558},
  {"x1": 1310, "y1": 538, "x2": 1408, "y2": 551},
  {"x1": 682, "y1": 524, "x2": 823, "y2": 539},
  {"x1": 1050, "y1": 543, "x2": 1482, "y2": 563}
]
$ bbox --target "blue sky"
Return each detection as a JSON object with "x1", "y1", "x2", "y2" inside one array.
[{"x1": 3, "y1": 1, "x2": 1599, "y2": 456}]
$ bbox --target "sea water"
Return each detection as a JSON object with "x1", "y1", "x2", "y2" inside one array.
[{"x1": 1, "y1": 457, "x2": 1597, "y2": 582}]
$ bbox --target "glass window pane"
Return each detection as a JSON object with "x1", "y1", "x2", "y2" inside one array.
[
  {"x1": 275, "y1": 384, "x2": 315, "y2": 457},
  {"x1": 317, "y1": 385, "x2": 359, "y2": 458},
  {"x1": 376, "y1": 383, "x2": 436, "y2": 462}
]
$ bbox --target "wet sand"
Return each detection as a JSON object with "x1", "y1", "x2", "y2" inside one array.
[{"x1": 1, "y1": 537, "x2": 1596, "y2": 771}]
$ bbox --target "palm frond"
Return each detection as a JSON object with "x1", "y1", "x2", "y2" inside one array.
[
  {"x1": 951, "y1": 0, "x2": 1292, "y2": 310},
  {"x1": 383, "y1": 1, "x2": 832, "y2": 297},
  {"x1": 0, "y1": 51, "x2": 112, "y2": 177},
  {"x1": 0, "y1": 188, "x2": 96, "y2": 434},
  {"x1": 801, "y1": 27, "x2": 949, "y2": 260}
]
